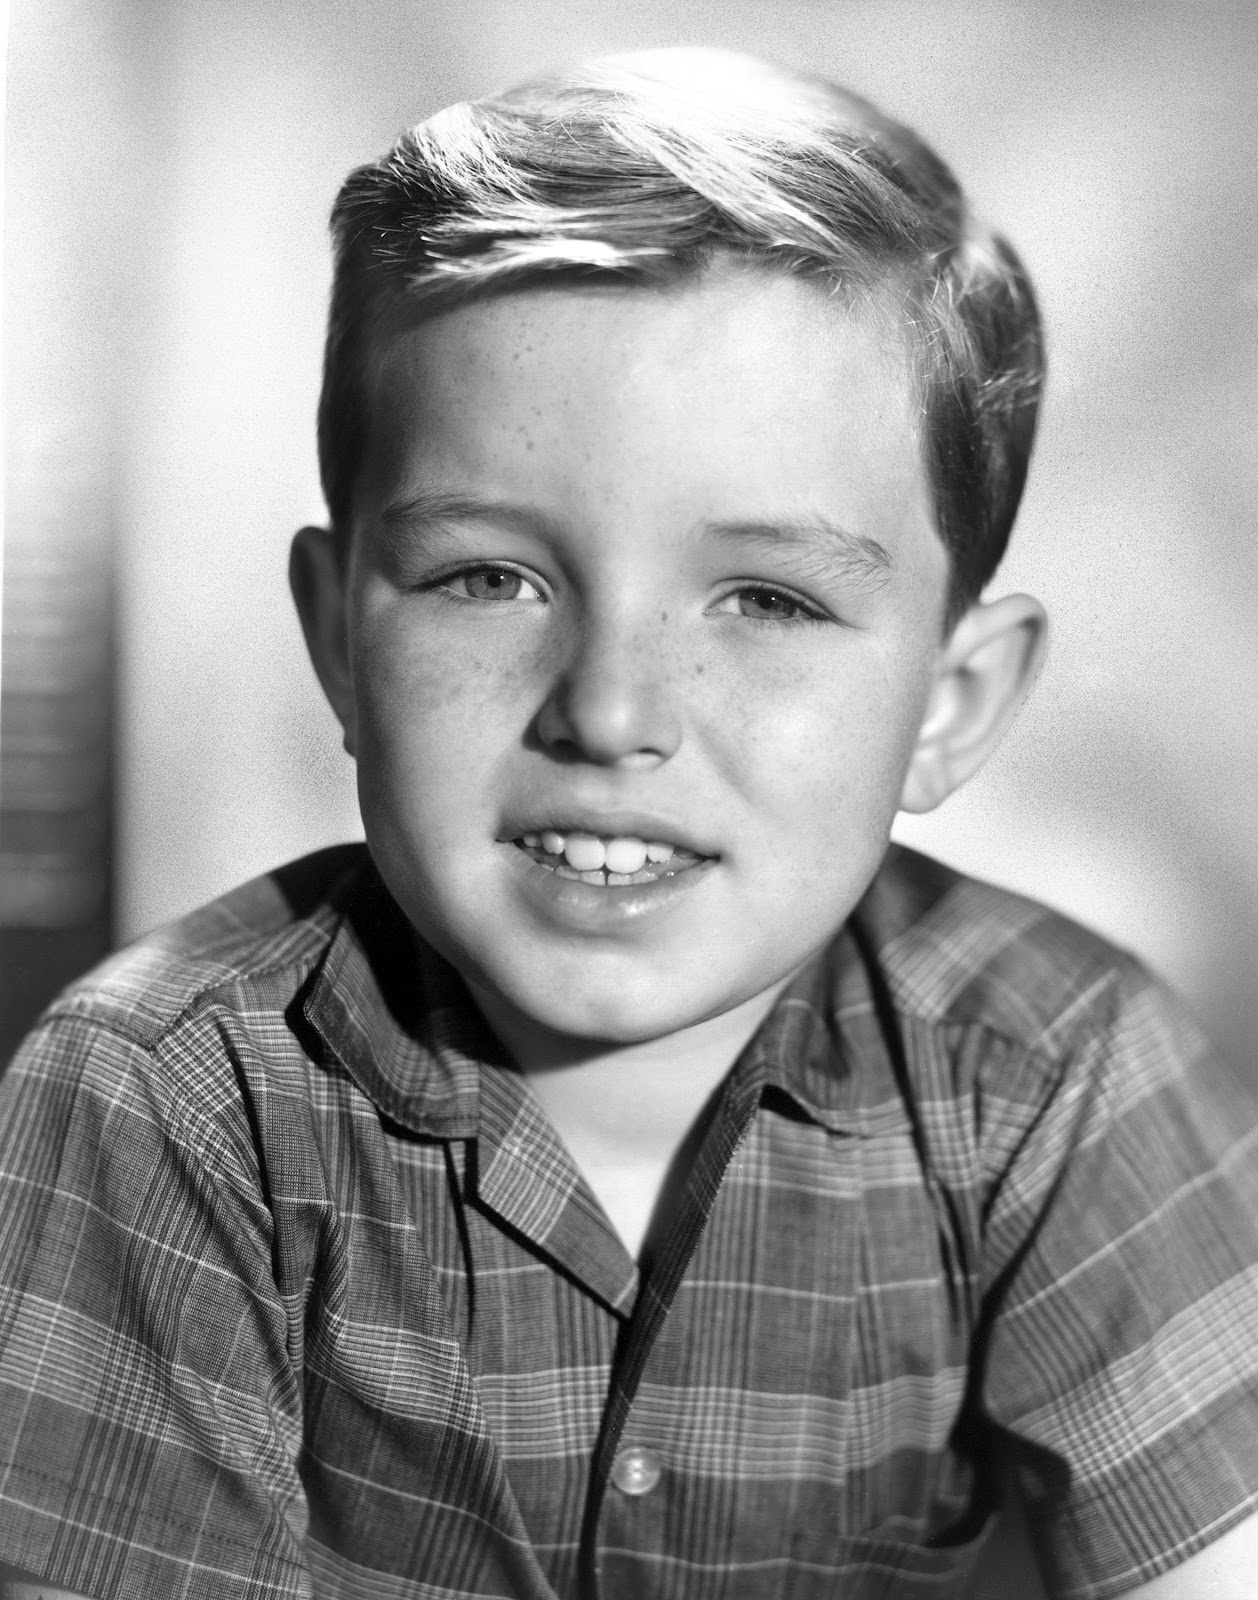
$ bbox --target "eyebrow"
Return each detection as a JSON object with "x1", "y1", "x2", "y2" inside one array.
[
  {"x1": 378, "y1": 490, "x2": 553, "y2": 540},
  {"x1": 374, "y1": 491, "x2": 562, "y2": 578},
  {"x1": 701, "y1": 515, "x2": 894, "y2": 590}
]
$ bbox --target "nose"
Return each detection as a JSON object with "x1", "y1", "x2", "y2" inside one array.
[{"x1": 534, "y1": 611, "x2": 683, "y2": 768}]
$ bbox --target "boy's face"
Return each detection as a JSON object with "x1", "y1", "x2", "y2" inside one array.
[{"x1": 327, "y1": 268, "x2": 951, "y2": 1044}]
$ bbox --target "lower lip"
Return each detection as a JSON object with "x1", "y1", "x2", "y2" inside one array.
[{"x1": 501, "y1": 842, "x2": 715, "y2": 933}]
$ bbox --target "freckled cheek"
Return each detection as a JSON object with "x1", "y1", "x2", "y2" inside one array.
[{"x1": 350, "y1": 614, "x2": 552, "y2": 777}]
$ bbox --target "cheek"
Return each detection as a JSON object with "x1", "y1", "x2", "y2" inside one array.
[
  {"x1": 714, "y1": 647, "x2": 930, "y2": 834},
  {"x1": 350, "y1": 608, "x2": 551, "y2": 787}
]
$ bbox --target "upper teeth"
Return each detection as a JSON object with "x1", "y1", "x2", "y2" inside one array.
[{"x1": 521, "y1": 832, "x2": 676, "y2": 874}]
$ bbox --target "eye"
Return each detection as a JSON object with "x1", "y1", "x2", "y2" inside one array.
[
  {"x1": 713, "y1": 586, "x2": 826, "y2": 623},
  {"x1": 440, "y1": 566, "x2": 544, "y2": 603}
]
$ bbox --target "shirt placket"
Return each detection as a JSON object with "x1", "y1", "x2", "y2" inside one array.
[{"x1": 578, "y1": 1064, "x2": 772, "y2": 1600}]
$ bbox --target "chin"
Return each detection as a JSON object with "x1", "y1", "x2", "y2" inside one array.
[
  {"x1": 498, "y1": 966, "x2": 719, "y2": 1046},
  {"x1": 529, "y1": 994, "x2": 687, "y2": 1046}
]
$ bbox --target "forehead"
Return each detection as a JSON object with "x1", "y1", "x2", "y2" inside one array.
[{"x1": 357, "y1": 268, "x2": 943, "y2": 594}]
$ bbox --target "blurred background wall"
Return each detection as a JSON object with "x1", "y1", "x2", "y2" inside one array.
[{"x1": 3, "y1": 0, "x2": 1257, "y2": 1079}]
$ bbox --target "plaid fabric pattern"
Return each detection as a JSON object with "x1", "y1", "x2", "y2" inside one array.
[{"x1": 2, "y1": 843, "x2": 1257, "y2": 1600}]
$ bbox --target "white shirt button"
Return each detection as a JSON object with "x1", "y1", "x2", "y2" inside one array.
[{"x1": 610, "y1": 1445, "x2": 662, "y2": 1496}]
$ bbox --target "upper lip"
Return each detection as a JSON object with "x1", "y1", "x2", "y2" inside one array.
[{"x1": 500, "y1": 809, "x2": 718, "y2": 857}]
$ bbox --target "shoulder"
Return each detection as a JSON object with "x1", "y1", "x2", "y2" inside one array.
[
  {"x1": 845, "y1": 845, "x2": 1231, "y2": 1194},
  {"x1": 0, "y1": 845, "x2": 378, "y2": 1279},
  {"x1": 27, "y1": 843, "x2": 370, "y2": 1056},
  {"x1": 856, "y1": 842, "x2": 1157, "y2": 1058},
  {"x1": 1, "y1": 845, "x2": 374, "y2": 1189}
]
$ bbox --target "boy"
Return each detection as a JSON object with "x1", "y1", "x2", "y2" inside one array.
[{"x1": 2, "y1": 46, "x2": 1257, "y2": 1600}]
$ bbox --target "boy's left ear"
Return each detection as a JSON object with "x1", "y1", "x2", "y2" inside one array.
[
  {"x1": 289, "y1": 525, "x2": 358, "y2": 757},
  {"x1": 899, "y1": 593, "x2": 1048, "y2": 814}
]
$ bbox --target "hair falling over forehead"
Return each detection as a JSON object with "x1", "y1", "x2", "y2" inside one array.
[{"x1": 318, "y1": 49, "x2": 1044, "y2": 621}]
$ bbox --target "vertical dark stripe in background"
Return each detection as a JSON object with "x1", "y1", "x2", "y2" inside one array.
[
  {"x1": 0, "y1": 0, "x2": 143, "y2": 1066},
  {"x1": 0, "y1": 478, "x2": 115, "y2": 1067}
]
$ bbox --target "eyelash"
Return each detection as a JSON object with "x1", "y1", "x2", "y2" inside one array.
[
  {"x1": 713, "y1": 585, "x2": 831, "y2": 625},
  {"x1": 423, "y1": 564, "x2": 546, "y2": 604},
  {"x1": 418, "y1": 566, "x2": 831, "y2": 626}
]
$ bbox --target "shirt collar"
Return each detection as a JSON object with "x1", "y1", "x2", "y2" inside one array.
[
  {"x1": 303, "y1": 858, "x2": 493, "y2": 1139},
  {"x1": 304, "y1": 857, "x2": 641, "y2": 1313},
  {"x1": 303, "y1": 854, "x2": 895, "y2": 1142}
]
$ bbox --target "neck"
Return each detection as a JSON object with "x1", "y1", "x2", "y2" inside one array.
[
  {"x1": 466, "y1": 980, "x2": 793, "y2": 1151},
  {"x1": 466, "y1": 978, "x2": 796, "y2": 1259}
]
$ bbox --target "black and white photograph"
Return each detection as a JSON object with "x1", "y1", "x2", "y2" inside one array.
[{"x1": 2, "y1": 3, "x2": 1256, "y2": 1596}]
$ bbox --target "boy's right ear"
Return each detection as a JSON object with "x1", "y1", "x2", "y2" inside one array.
[{"x1": 289, "y1": 526, "x2": 358, "y2": 757}]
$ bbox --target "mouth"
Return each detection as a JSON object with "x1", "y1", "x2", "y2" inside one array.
[{"x1": 510, "y1": 828, "x2": 714, "y2": 888}]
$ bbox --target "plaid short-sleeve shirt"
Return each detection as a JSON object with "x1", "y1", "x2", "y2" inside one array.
[{"x1": 2, "y1": 843, "x2": 1258, "y2": 1600}]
